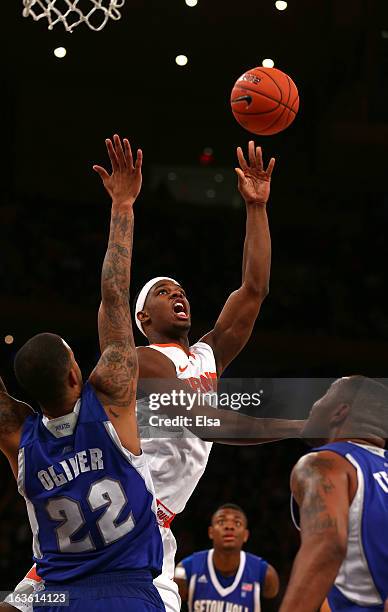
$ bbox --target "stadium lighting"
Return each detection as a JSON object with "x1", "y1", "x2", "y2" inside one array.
[
  {"x1": 4, "y1": 335, "x2": 14, "y2": 345},
  {"x1": 185, "y1": 0, "x2": 198, "y2": 6},
  {"x1": 262, "y1": 58, "x2": 275, "y2": 68},
  {"x1": 54, "y1": 47, "x2": 67, "y2": 59},
  {"x1": 176, "y1": 55, "x2": 188, "y2": 66},
  {"x1": 275, "y1": 1, "x2": 288, "y2": 10}
]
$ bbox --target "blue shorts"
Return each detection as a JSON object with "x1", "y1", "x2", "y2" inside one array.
[
  {"x1": 328, "y1": 586, "x2": 383, "y2": 611},
  {"x1": 33, "y1": 570, "x2": 165, "y2": 612}
]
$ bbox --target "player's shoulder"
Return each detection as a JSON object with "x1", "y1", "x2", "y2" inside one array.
[
  {"x1": 179, "y1": 550, "x2": 208, "y2": 572},
  {"x1": 292, "y1": 449, "x2": 352, "y2": 488},
  {"x1": 136, "y1": 345, "x2": 177, "y2": 375},
  {"x1": 191, "y1": 548, "x2": 210, "y2": 560},
  {"x1": 191, "y1": 340, "x2": 215, "y2": 356},
  {"x1": 244, "y1": 551, "x2": 268, "y2": 574},
  {"x1": 245, "y1": 551, "x2": 265, "y2": 564},
  {"x1": 184, "y1": 549, "x2": 210, "y2": 567}
]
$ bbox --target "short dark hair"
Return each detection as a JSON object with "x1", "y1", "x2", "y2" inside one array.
[
  {"x1": 211, "y1": 503, "x2": 248, "y2": 526},
  {"x1": 14, "y1": 333, "x2": 71, "y2": 405},
  {"x1": 337, "y1": 376, "x2": 388, "y2": 410}
]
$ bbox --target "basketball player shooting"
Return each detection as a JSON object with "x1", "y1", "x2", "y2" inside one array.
[
  {"x1": 4, "y1": 141, "x2": 303, "y2": 612},
  {"x1": 0, "y1": 135, "x2": 166, "y2": 612},
  {"x1": 135, "y1": 141, "x2": 301, "y2": 442},
  {"x1": 280, "y1": 376, "x2": 388, "y2": 612}
]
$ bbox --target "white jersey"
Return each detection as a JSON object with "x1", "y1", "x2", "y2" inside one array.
[{"x1": 138, "y1": 341, "x2": 217, "y2": 586}]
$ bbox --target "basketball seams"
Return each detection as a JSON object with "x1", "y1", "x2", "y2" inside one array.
[
  {"x1": 231, "y1": 67, "x2": 299, "y2": 134},
  {"x1": 256, "y1": 101, "x2": 290, "y2": 134},
  {"x1": 232, "y1": 84, "x2": 297, "y2": 114},
  {"x1": 254, "y1": 68, "x2": 283, "y2": 103},
  {"x1": 285, "y1": 74, "x2": 292, "y2": 108}
]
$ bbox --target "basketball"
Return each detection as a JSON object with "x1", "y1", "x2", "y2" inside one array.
[{"x1": 230, "y1": 67, "x2": 299, "y2": 136}]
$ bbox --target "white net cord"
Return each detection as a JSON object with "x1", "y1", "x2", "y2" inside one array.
[{"x1": 22, "y1": 0, "x2": 126, "y2": 33}]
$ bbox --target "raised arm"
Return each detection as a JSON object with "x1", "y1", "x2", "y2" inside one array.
[
  {"x1": 280, "y1": 452, "x2": 352, "y2": 612},
  {"x1": 201, "y1": 141, "x2": 274, "y2": 374},
  {"x1": 137, "y1": 347, "x2": 303, "y2": 444},
  {"x1": 89, "y1": 135, "x2": 140, "y2": 453},
  {"x1": 0, "y1": 389, "x2": 32, "y2": 477}
]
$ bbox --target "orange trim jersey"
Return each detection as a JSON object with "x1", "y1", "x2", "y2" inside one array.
[{"x1": 137, "y1": 340, "x2": 217, "y2": 583}]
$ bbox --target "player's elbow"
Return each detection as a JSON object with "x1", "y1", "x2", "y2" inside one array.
[{"x1": 242, "y1": 281, "x2": 269, "y2": 302}]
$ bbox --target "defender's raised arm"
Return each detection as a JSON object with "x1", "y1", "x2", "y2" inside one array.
[{"x1": 89, "y1": 135, "x2": 141, "y2": 453}]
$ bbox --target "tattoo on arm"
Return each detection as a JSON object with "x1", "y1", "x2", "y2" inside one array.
[
  {"x1": 91, "y1": 207, "x2": 138, "y2": 406},
  {"x1": 295, "y1": 457, "x2": 339, "y2": 537},
  {"x1": 0, "y1": 394, "x2": 31, "y2": 438}
]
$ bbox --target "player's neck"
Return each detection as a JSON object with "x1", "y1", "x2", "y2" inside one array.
[
  {"x1": 147, "y1": 331, "x2": 190, "y2": 351},
  {"x1": 331, "y1": 436, "x2": 385, "y2": 449},
  {"x1": 41, "y1": 393, "x2": 80, "y2": 419},
  {"x1": 212, "y1": 549, "x2": 241, "y2": 576}
]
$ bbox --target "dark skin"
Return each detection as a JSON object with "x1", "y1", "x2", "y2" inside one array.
[
  {"x1": 175, "y1": 508, "x2": 279, "y2": 602},
  {"x1": 280, "y1": 377, "x2": 386, "y2": 612},
  {"x1": 138, "y1": 141, "x2": 273, "y2": 373},
  {"x1": 136, "y1": 143, "x2": 304, "y2": 443},
  {"x1": 89, "y1": 134, "x2": 141, "y2": 452}
]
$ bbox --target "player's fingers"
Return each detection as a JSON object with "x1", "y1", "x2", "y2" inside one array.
[
  {"x1": 93, "y1": 165, "x2": 110, "y2": 182},
  {"x1": 123, "y1": 139, "x2": 134, "y2": 169},
  {"x1": 113, "y1": 134, "x2": 126, "y2": 171},
  {"x1": 248, "y1": 140, "x2": 256, "y2": 167},
  {"x1": 266, "y1": 157, "x2": 276, "y2": 177},
  {"x1": 105, "y1": 139, "x2": 119, "y2": 173},
  {"x1": 135, "y1": 149, "x2": 143, "y2": 172},
  {"x1": 256, "y1": 146, "x2": 264, "y2": 170},
  {"x1": 237, "y1": 147, "x2": 248, "y2": 171},
  {"x1": 235, "y1": 167, "x2": 245, "y2": 182}
]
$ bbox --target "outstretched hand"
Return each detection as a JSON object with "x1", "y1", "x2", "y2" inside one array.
[
  {"x1": 236, "y1": 140, "x2": 275, "y2": 206},
  {"x1": 93, "y1": 134, "x2": 143, "y2": 207}
]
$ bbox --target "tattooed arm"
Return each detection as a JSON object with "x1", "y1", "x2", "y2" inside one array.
[
  {"x1": 89, "y1": 135, "x2": 141, "y2": 454},
  {"x1": 0, "y1": 391, "x2": 32, "y2": 477},
  {"x1": 280, "y1": 451, "x2": 354, "y2": 612}
]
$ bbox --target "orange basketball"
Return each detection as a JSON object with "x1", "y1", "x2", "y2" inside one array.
[{"x1": 230, "y1": 67, "x2": 299, "y2": 136}]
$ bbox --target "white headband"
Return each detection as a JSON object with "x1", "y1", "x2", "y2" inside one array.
[{"x1": 135, "y1": 277, "x2": 179, "y2": 336}]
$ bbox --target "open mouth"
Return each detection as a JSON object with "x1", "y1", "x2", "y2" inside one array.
[
  {"x1": 172, "y1": 299, "x2": 189, "y2": 320},
  {"x1": 222, "y1": 534, "x2": 236, "y2": 541}
]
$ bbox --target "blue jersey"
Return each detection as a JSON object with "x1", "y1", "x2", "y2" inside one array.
[
  {"x1": 17, "y1": 382, "x2": 163, "y2": 584},
  {"x1": 314, "y1": 442, "x2": 388, "y2": 611},
  {"x1": 182, "y1": 549, "x2": 268, "y2": 612}
]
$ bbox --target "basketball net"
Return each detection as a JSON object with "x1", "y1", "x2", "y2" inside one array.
[{"x1": 22, "y1": 0, "x2": 126, "y2": 33}]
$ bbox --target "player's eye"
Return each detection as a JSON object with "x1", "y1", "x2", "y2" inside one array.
[{"x1": 157, "y1": 289, "x2": 167, "y2": 295}]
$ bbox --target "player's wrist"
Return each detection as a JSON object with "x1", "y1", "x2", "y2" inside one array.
[
  {"x1": 244, "y1": 198, "x2": 268, "y2": 208},
  {"x1": 111, "y1": 196, "x2": 137, "y2": 209}
]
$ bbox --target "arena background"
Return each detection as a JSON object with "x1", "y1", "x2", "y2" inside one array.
[{"x1": 1, "y1": 0, "x2": 388, "y2": 608}]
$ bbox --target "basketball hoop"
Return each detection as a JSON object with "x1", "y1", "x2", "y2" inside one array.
[{"x1": 22, "y1": 0, "x2": 126, "y2": 33}]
